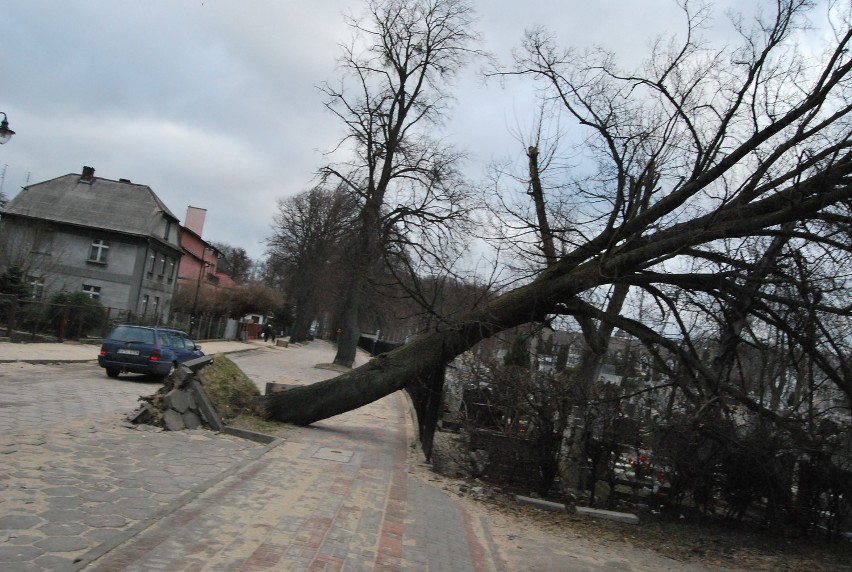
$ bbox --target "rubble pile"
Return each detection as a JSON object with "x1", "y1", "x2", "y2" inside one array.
[{"x1": 130, "y1": 356, "x2": 224, "y2": 432}]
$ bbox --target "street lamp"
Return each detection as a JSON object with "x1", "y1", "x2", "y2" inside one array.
[
  {"x1": 189, "y1": 246, "x2": 215, "y2": 337},
  {"x1": 0, "y1": 112, "x2": 15, "y2": 144},
  {"x1": 191, "y1": 261, "x2": 211, "y2": 336}
]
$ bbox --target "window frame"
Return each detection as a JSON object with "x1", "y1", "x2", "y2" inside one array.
[
  {"x1": 82, "y1": 284, "x2": 101, "y2": 300},
  {"x1": 88, "y1": 239, "x2": 110, "y2": 264}
]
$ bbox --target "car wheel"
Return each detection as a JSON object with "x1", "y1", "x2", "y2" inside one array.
[{"x1": 106, "y1": 368, "x2": 120, "y2": 378}]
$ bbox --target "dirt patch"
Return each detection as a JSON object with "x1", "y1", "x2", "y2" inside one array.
[
  {"x1": 418, "y1": 429, "x2": 852, "y2": 572},
  {"x1": 197, "y1": 354, "x2": 262, "y2": 420}
]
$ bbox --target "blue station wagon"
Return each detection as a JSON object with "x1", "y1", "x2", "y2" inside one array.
[{"x1": 98, "y1": 325, "x2": 204, "y2": 379}]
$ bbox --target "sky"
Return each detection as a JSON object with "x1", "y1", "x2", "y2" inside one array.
[{"x1": 0, "y1": 0, "x2": 832, "y2": 262}]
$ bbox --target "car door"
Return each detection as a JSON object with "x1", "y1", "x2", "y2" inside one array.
[
  {"x1": 168, "y1": 332, "x2": 196, "y2": 363},
  {"x1": 156, "y1": 330, "x2": 182, "y2": 363}
]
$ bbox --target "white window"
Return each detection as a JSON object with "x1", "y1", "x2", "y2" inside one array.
[
  {"x1": 82, "y1": 284, "x2": 101, "y2": 300},
  {"x1": 141, "y1": 294, "x2": 149, "y2": 314},
  {"x1": 164, "y1": 219, "x2": 172, "y2": 240},
  {"x1": 158, "y1": 254, "x2": 167, "y2": 278},
  {"x1": 153, "y1": 296, "x2": 160, "y2": 315},
  {"x1": 147, "y1": 252, "x2": 156, "y2": 276},
  {"x1": 88, "y1": 239, "x2": 109, "y2": 263},
  {"x1": 167, "y1": 258, "x2": 176, "y2": 281}
]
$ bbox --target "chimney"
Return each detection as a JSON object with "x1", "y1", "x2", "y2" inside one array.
[
  {"x1": 80, "y1": 166, "x2": 95, "y2": 183},
  {"x1": 184, "y1": 206, "x2": 207, "y2": 237}
]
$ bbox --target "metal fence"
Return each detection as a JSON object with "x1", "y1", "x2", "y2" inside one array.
[{"x1": 0, "y1": 294, "x2": 243, "y2": 342}]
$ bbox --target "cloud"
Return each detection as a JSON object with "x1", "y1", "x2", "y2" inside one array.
[{"x1": 0, "y1": 0, "x2": 835, "y2": 261}]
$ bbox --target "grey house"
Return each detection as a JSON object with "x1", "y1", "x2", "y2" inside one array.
[{"x1": 0, "y1": 166, "x2": 183, "y2": 318}]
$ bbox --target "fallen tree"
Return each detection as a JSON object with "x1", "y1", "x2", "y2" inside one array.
[{"x1": 263, "y1": 1, "x2": 852, "y2": 446}]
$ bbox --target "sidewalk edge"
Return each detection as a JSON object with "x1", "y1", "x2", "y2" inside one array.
[{"x1": 72, "y1": 433, "x2": 283, "y2": 571}]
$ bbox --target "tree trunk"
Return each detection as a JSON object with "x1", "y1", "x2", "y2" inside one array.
[
  {"x1": 561, "y1": 283, "x2": 630, "y2": 490},
  {"x1": 527, "y1": 146, "x2": 557, "y2": 266},
  {"x1": 333, "y1": 202, "x2": 382, "y2": 367},
  {"x1": 263, "y1": 255, "x2": 600, "y2": 424},
  {"x1": 333, "y1": 275, "x2": 363, "y2": 367}
]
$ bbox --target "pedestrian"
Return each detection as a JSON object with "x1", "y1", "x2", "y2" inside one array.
[{"x1": 262, "y1": 322, "x2": 272, "y2": 342}]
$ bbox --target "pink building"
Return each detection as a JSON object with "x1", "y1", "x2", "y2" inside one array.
[{"x1": 178, "y1": 206, "x2": 238, "y2": 315}]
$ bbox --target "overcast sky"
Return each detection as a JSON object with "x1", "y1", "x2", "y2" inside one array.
[{"x1": 0, "y1": 0, "x2": 832, "y2": 261}]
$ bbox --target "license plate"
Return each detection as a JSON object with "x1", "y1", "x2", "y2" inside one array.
[{"x1": 117, "y1": 348, "x2": 140, "y2": 355}]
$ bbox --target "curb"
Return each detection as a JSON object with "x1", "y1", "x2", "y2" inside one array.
[{"x1": 222, "y1": 426, "x2": 279, "y2": 444}]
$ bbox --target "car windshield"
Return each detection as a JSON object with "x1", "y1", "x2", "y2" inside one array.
[{"x1": 109, "y1": 326, "x2": 156, "y2": 344}]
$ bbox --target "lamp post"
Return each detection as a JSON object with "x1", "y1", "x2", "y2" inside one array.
[
  {"x1": 191, "y1": 260, "x2": 211, "y2": 337},
  {"x1": 0, "y1": 112, "x2": 15, "y2": 144}
]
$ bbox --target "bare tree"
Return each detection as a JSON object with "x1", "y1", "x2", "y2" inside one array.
[
  {"x1": 319, "y1": 0, "x2": 483, "y2": 366},
  {"x1": 265, "y1": 0, "x2": 852, "y2": 443},
  {"x1": 210, "y1": 243, "x2": 254, "y2": 284},
  {"x1": 266, "y1": 185, "x2": 359, "y2": 343}
]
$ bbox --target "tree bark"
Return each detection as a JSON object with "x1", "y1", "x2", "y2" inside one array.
[{"x1": 527, "y1": 146, "x2": 557, "y2": 265}]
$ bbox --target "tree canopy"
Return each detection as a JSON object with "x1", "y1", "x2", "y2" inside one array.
[
  {"x1": 317, "y1": 0, "x2": 482, "y2": 366},
  {"x1": 264, "y1": 0, "x2": 851, "y2": 487}
]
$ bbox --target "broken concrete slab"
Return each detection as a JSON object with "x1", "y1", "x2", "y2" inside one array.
[
  {"x1": 181, "y1": 410, "x2": 201, "y2": 430},
  {"x1": 164, "y1": 388, "x2": 194, "y2": 413},
  {"x1": 189, "y1": 378, "x2": 223, "y2": 431},
  {"x1": 163, "y1": 409, "x2": 185, "y2": 431},
  {"x1": 574, "y1": 506, "x2": 640, "y2": 525}
]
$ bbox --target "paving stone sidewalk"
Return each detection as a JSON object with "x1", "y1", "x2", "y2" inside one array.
[
  {"x1": 1, "y1": 341, "x2": 498, "y2": 571},
  {"x1": 1, "y1": 415, "x2": 267, "y2": 571},
  {"x1": 83, "y1": 392, "x2": 492, "y2": 571}
]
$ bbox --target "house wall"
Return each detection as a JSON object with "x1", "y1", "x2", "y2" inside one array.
[
  {"x1": 0, "y1": 217, "x2": 180, "y2": 315},
  {"x1": 0, "y1": 168, "x2": 184, "y2": 318},
  {"x1": 179, "y1": 231, "x2": 218, "y2": 279},
  {"x1": 49, "y1": 225, "x2": 141, "y2": 309}
]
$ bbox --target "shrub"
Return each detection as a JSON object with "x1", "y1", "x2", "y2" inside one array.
[{"x1": 48, "y1": 291, "x2": 106, "y2": 339}]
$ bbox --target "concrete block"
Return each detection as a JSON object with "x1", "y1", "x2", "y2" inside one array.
[
  {"x1": 163, "y1": 409, "x2": 186, "y2": 431},
  {"x1": 183, "y1": 355, "x2": 214, "y2": 372},
  {"x1": 515, "y1": 495, "x2": 567, "y2": 512},
  {"x1": 182, "y1": 410, "x2": 202, "y2": 430},
  {"x1": 173, "y1": 364, "x2": 194, "y2": 387},
  {"x1": 574, "y1": 506, "x2": 640, "y2": 525},
  {"x1": 276, "y1": 339, "x2": 288, "y2": 348},
  {"x1": 129, "y1": 402, "x2": 157, "y2": 424},
  {"x1": 164, "y1": 389, "x2": 193, "y2": 413},
  {"x1": 189, "y1": 378, "x2": 223, "y2": 431}
]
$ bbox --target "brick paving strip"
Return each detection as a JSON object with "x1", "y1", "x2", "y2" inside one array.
[{"x1": 83, "y1": 392, "x2": 493, "y2": 571}]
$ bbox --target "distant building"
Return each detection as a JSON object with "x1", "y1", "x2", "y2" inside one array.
[
  {"x1": 177, "y1": 206, "x2": 238, "y2": 316},
  {"x1": 0, "y1": 166, "x2": 182, "y2": 319}
]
